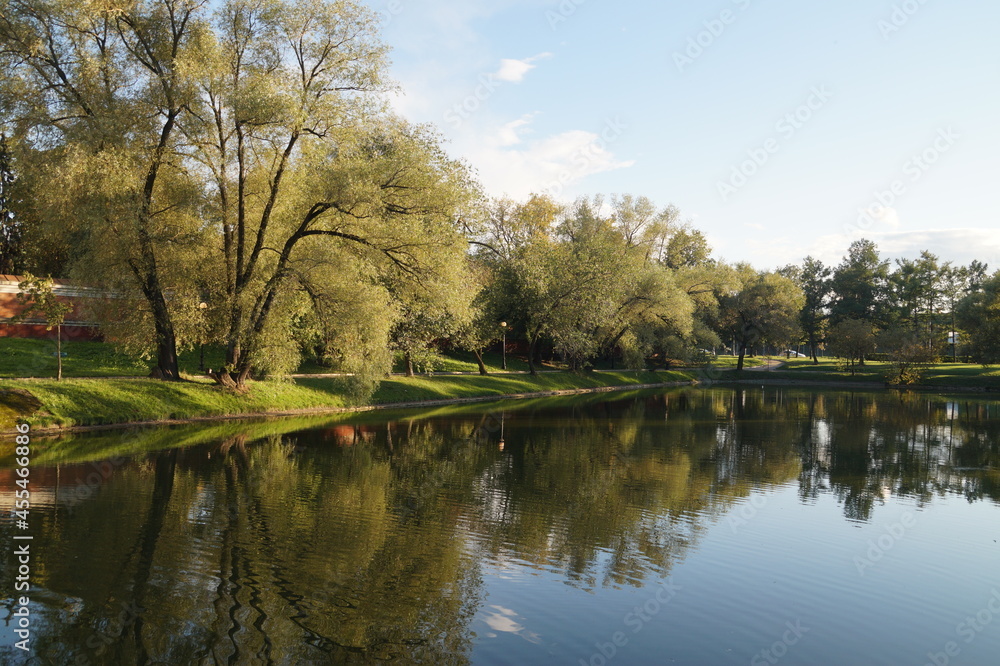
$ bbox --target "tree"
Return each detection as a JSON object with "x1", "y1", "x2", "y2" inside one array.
[
  {"x1": 718, "y1": 267, "x2": 804, "y2": 371},
  {"x1": 1, "y1": 0, "x2": 213, "y2": 380},
  {"x1": 387, "y1": 256, "x2": 475, "y2": 377},
  {"x1": 956, "y1": 271, "x2": 1000, "y2": 365},
  {"x1": 1, "y1": 0, "x2": 476, "y2": 391},
  {"x1": 663, "y1": 227, "x2": 711, "y2": 270},
  {"x1": 878, "y1": 328, "x2": 938, "y2": 385},
  {"x1": 451, "y1": 261, "x2": 504, "y2": 376},
  {"x1": 10, "y1": 274, "x2": 72, "y2": 380},
  {"x1": 889, "y1": 250, "x2": 943, "y2": 346},
  {"x1": 827, "y1": 318, "x2": 876, "y2": 375},
  {"x1": 0, "y1": 133, "x2": 20, "y2": 273},
  {"x1": 938, "y1": 260, "x2": 989, "y2": 363},
  {"x1": 830, "y1": 239, "x2": 890, "y2": 327},
  {"x1": 188, "y1": 4, "x2": 475, "y2": 390},
  {"x1": 789, "y1": 256, "x2": 831, "y2": 364}
]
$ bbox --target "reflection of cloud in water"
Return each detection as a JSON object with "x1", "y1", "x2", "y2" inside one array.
[{"x1": 480, "y1": 605, "x2": 541, "y2": 643}]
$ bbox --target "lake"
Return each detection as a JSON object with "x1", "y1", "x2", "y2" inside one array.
[{"x1": 2, "y1": 387, "x2": 999, "y2": 665}]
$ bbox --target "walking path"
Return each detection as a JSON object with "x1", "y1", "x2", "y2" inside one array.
[{"x1": 745, "y1": 358, "x2": 787, "y2": 372}]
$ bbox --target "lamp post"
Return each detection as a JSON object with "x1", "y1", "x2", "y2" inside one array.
[
  {"x1": 198, "y1": 301, "x2": 208, "y2": 371},
  {"x1": 500, "y1": 321, "x2": 507, "y2": 370}
]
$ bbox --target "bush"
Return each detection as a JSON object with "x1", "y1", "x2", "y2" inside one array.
[{"x1": 878, "y1": 331, "x2": 939, "y2": 386}]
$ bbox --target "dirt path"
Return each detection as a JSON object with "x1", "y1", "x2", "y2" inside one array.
[{"x1": 746, "y1": 358, "x2": 787, "y2": 371}]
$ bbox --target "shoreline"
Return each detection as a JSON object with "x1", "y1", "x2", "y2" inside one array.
[
  {"x1": 715, "y1": 377, "x2": 998, "y2": 392},
  {"x1": 2, "y1": 379, "x2": 697, "y2": 437},
  {"x1": 4, "y1": 368, "x2": 997, "y2": 438}
]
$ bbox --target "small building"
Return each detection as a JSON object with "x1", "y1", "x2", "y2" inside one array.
[{"x1": 0, "y1": 274, "x2": 102, "y2": 341}]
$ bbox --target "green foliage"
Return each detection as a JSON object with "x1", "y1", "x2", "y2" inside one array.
[
  {"x1": 830, "y1": 239, "x2": 890, "y2": 326},
  {"x1": 0, "y1": 132, "x2": 21, "y2": 273},
  {"x1": 789, "y1": 256, "x2": 831, "y2": 361},
  {"x1": 956, "y1": 271, "x2": 1000, "y2": 365},
  {"x1": 877, "y1": 329, "x2": 939, "y2": 386},
  {"x1": 827, "y1": 318, "x2": 876, "y2": 375},
  {"x1": 717, "y1": 265, "x2": 804, "y2": 369},
  {"x1": 476, "y1": 194, "x2": 698, "y2": 373},
  {"x1": 9, "y1": 274, "x2": 71, "y2": 328}
]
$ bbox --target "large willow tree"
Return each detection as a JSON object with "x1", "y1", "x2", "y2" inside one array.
[
  {"x1": 0, "y1": 0, "x2": 212, "y2": 378},
  {"x1": 0, "y1": 0, "x2": 475, "y2": 388}
]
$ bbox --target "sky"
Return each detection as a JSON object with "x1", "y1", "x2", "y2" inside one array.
[{"x1": 364, "y1": 0, "x2": 1000, "y2": 270}]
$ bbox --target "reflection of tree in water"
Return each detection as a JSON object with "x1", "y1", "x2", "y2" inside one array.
[
  {"x1": 461, "y1": 391, "x2": 798, "y2": 589},
  {"x1": 739, "y1": 389, "x2": 1000, "y2": 521},
  {"x1": 6, "y1": 388, "x2": 1000, "y2": 663},
  {"x1": 15, "y1": 432, "x2": 483, "y2": 664}
]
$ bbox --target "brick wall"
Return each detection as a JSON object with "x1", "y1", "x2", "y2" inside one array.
[{"x1": 0, "y1": 275, "x2": 102, "y2": 341}]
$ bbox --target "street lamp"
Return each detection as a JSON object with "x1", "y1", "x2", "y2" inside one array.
[
  {"x1": 198, "y1": 301, "x2": 208, "y2": 371},
  {"x1": 500, "y1": 321, "x2": 508, "y2": 370}
]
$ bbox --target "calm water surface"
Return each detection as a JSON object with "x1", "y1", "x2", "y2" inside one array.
[{"x1": 1, "y1": 387, "x2": 999, "y2": 665}]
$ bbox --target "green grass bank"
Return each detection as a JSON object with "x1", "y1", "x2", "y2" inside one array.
[{"x1": 0, "y1": 370, "x2": 696, "y2": 432}]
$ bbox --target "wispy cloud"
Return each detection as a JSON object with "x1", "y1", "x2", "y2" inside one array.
[
  {"x1": 732, "y1": 227, "x2": 1000, "y2": 270},
  {"x1": 494, "y1": 52, "x2": 552, "y2": 83},
  {"x1": 495, "y1": 113, "x2": 537, "y2": 147},
  {"x1": 462, "y1": 118, "x2": 634, "y2": 199}
]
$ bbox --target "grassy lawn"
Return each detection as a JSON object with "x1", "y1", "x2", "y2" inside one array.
[
  {"x1": 371, "y1": 369, "x2": 691, "y2": 402},
  {"x1": 0, "y1": 338, "x2": 542, "y2": 378},
  {"x1": 0, "y1": 369, "x2": 695, "y2": 430},
  {"x1": 387, "y1": 350, "x2": 533, "y2": 374},
  {"x1": 0, "y1": 338, "x2": 231, "y2": 378},
  {"x1": 754, "y1": 358, "x2": 1000, "y2": 388},
  {"x1": 0, "y1": 376, "x2": 351, "y2": 429},
  {"x1": 0, "y1": 338, "x2": 715, "y2": 377}
]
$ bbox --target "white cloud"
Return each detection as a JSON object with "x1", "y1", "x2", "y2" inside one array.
[
  {"x1": 735, "y1": 227, "x2": 1000, "y2": 270},
  {"x1": 495, "y1": 113, "x2": 536, "y2": 147},
  {"x1": 867, "y1": 205, "x2": 901, "y2": 230},
  {"x1": 458, "y1": 119, "x2": 635, "y2": 199},
  {"x1": 494, "y1": 52, "x2": 552, "y2": 83},
  {"x1": 479, "y1": 605, "x2": 542, "y2": 644}
]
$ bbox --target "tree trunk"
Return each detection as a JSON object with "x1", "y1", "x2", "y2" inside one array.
[
  {"x1": 527, "y1": 337, "x2": 537, "y2": 376},
  {"x1": 737, "y1": 341, "x2": 746, "y2": 371},
  {"x1": 136, "y1": 273, "x2": 182, "y2": 381},
  {"x1": 152, "y1": 316, "x2": 181, "y2": 380},
  {"x1": 405, "y1": 351, "x2": 415, "y2": 377},
  {"x1": 473, "y1": 350, "x2": 488, "y2": 375}
]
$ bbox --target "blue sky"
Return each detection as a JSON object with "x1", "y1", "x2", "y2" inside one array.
[{"x1": 366, "y1": 0, "x2": 1000, "y2": 270}]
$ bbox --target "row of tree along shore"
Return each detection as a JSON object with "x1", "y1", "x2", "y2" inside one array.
[{"x1": 1, "y1": 0, "x2": 997, "y2": 398}]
